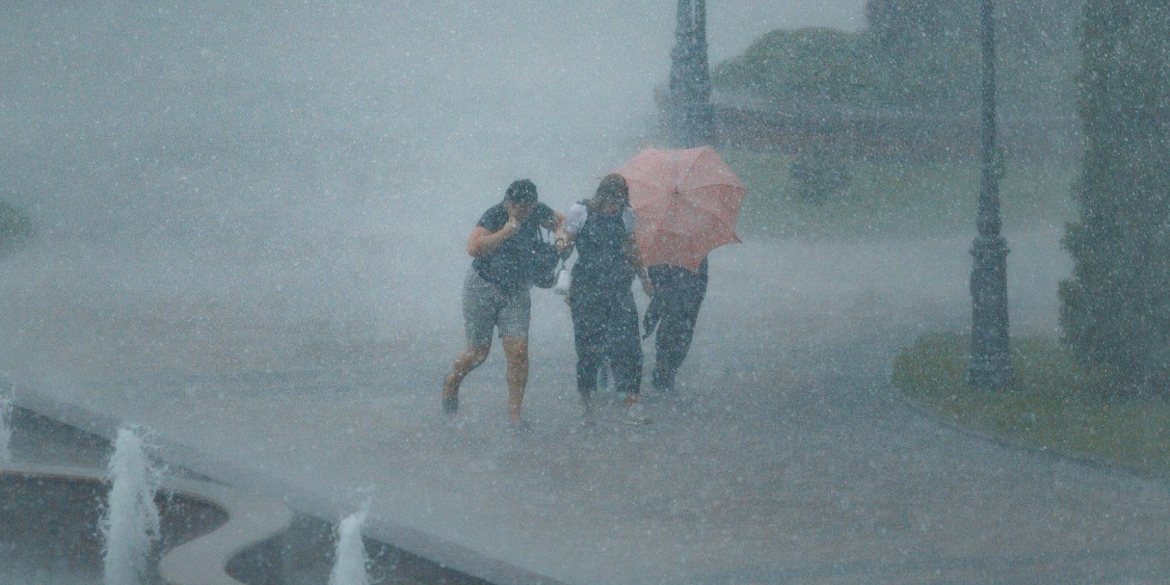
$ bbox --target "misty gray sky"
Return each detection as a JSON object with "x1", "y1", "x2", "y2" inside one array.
[{"x1": 0, "y1": 0, "x2": 867, "y2": 328}]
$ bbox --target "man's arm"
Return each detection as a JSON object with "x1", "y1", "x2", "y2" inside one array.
[
  {"x1": 466, "y1": 215, "x2": 521, "y2": 257},
  {"x1": 621, "y1": 207, "x2": 652, "y2": 296},
  {"x1": 556, "y1": 207, "x2": 582, "y2": 255},
  {"x1": 624, "y1": 234, "x2": 653, "y2": 296},
  {"x1": 542, "y1": 210, "x2": 565, "y2": 233}
]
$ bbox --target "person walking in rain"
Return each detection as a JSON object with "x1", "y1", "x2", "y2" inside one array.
[
  {"x1": 557, "y1": 173, "x2": 653, "y2": 425},
  {"x1": 443, "y1": 179, "x2": 564, "y2": 430},
  {"x1": 643, "y1": 258, "x2": 708, "y2": 393},
  {"x1": 606, "y1": 145, "x2": 745, "y2": 397}
]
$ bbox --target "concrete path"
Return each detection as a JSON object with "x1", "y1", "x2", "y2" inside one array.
[{"x1": 4, "y1": 229, "x2": 1170, "y2": 584}]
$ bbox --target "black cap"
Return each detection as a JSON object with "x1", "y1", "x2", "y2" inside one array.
[{"x1": 504, "y1": 179, "x2": 538, "y2": 204}]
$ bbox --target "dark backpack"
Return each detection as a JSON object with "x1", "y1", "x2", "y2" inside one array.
[{"x1": 527, "y1": 227, "x2": 560, "y2": 288}]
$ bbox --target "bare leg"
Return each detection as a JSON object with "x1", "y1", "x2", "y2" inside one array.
[
  {"x1": 443, "y1": 345, "x2": 490, "y2": 415},
  {"x1": 501, "y1": 336, "x2": 529, "y2": 427}
]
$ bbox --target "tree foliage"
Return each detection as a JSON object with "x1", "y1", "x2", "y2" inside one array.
[
  {"x1": 712, "y1": 28, "x2": 870, "y2": 106},
  {"x1": 712, "y1": 0, "x2": 1082, "y2": 115},
  {"x1": 866, "y1": 0, "x2": 947, "y2": 59},
  {"x1": 1060, "y1": 2, "x2": 1170, "y2": 392}
]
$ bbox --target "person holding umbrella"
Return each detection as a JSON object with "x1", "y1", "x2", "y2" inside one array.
[
  {"x1": 442, "y1": 179, "x2": 564, "y2": 430},
  {"x1": 557, "y1": 173, "x2": 654, "y2": 425},
  {"x1": 643, "y1": 257, "x2": 708, "y2": 393},
  {"x1": 614, "y1": 146, "x2": 746, "y2": 394}
]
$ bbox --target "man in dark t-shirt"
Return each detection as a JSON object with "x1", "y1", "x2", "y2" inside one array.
[
  {"x1": 472, "y1": 198, "x2": 556, "y2": 292},
  {"x1": 442, "y1": 179, "x2": 564, "y2": 430}
]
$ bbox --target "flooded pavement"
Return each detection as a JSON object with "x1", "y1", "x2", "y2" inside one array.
[{"x1": 3, "y1": 228, "x2": 1169, "y2": 584}]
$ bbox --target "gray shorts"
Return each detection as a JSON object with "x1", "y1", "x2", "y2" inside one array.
[{"x1": 463, "y1": 268, "x2": 531, "y2": 347}]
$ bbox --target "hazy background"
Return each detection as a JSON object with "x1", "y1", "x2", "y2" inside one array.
[
  {"x1": 0, "y1": 0, "x2": 868, "y2": 387},
  {"x1": 1, "y1": 5, "x2": 1105, "y2": 583}
]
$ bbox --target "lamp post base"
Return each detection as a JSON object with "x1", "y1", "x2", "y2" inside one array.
[
  {"x1": 967, "y1": 353, "x2": 1014, "y2": 389},
  {"x1": 969, "y1": 234, "x2": 1014, "y2": 389}
]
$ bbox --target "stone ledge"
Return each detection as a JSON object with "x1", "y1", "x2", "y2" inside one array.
[
  {"x1": 8, "y1": 384, "x2": 567, "y2": 585},
  {"x1": 159, "y1": 476, "x2": 294, "y2": 585}
]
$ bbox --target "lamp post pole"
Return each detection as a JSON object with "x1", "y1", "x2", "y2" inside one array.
[
  {"x1": 969, "y1": 0, "x2": 1014, "y2": 388},
  {"x1": 668, "y1": 0, "x2": 714, "y2": 148}
]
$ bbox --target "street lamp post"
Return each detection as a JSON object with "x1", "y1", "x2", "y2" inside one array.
[
  {"x1": 668, "y1": 0, "x2": 715, "y2": 148},
  {"x1": 969, "y1": 0, "x2": 1014, "y2": 388}
]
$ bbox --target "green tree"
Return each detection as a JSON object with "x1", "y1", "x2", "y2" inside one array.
[
  {"x1": 865, "y1": 0, "x2": 946, "y2": 58},
  {"x1": 712, "y1": 1, "x2": 1082, "y2": 115},
  {"x1": 712, "y1": 28, "x2": 871, "y2": 106},
  {"x1": 1059, "y1": 2, "x2": 1170, "y2": 392}
]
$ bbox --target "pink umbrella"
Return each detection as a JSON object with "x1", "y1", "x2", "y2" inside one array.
[{"x1": 614, "y1": 146, "x2": 746, "y2": 272}]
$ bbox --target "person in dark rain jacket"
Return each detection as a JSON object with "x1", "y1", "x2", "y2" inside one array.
[{"x1": 557, "y1": 174, "x2": 653, "y2": 425}]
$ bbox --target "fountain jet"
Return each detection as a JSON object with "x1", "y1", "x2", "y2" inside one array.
[
  {"x1": 329, "y1": 506, "x2": 371, "y2": 585},
  {"x1": 102, "y1": 426, "x2": 161, "y2": 585}
]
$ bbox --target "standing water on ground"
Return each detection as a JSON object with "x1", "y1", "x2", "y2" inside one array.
[
  {"x1": 328, "y1": 507, "x2": 371, "y2": 585},
  {"x1": 102, "y1": 426, "x2": 161, "y2": 585}
]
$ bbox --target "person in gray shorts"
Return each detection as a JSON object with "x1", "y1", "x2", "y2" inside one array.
[{"x1": 442, "y1": 179, "x2": 564, "y2": 429}]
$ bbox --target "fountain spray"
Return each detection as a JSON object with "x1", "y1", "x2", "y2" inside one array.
[
  {"x1": 102, "y1": 426, "x2": 161, "y2": 585},
  {"x1": 329, "y1": 504, "x2": 371, "y2": 585}
]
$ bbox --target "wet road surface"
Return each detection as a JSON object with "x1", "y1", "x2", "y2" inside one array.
[{"x1": 3, "y1": 229, "x2": 1169, "y2": 584}]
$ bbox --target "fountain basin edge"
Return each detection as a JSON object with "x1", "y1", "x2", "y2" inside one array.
[
  {"x1": 6, "y1": 384, "x2": 568, "y2": 585},
  {"x1": 0, "y1": 460, "x2": 294, "y2": 585},
  {"x1": 158, "y1": 475, "x2": 295, "y2": 585}
]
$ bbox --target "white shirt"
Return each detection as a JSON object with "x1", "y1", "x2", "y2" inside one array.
[{"x1": 563, "y1": 203, "x2": 636, "y2": 235}]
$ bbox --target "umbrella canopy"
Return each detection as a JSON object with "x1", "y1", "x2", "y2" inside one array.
[{"x1": 614, "y1": 146, "x2": 746, "y2": 272}]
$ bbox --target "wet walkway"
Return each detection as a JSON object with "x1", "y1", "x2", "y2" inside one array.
[{"x1": 4, "y1": 230, "x2": 1169, "y2": 584}]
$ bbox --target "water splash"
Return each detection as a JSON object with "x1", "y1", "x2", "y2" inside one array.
[
  {"x1": 102, "y1": 426, "x2": 161, "y2": 585},
  {"x1": 328, "y1": 505, "x2": 371, "y2": 585}
]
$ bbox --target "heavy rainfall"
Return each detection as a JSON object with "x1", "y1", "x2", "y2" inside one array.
[{"x1": 1, "y1": 0, "x2": 1169, "y2": 584}]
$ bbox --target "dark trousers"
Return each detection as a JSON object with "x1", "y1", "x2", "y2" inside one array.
[
  {"x1": 647, "y1": 264, "x2": 707, "y2": 391},
  {"x1": 570, "y1": 288, "x2": 643, "y2": 395}
]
